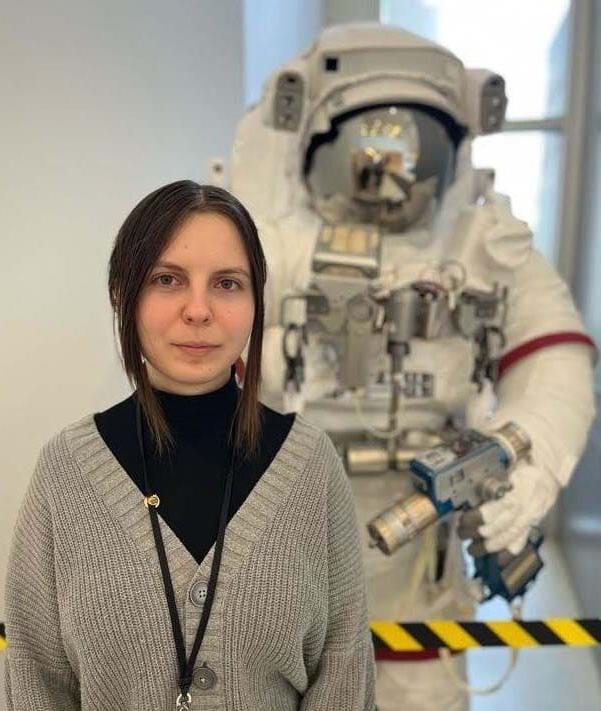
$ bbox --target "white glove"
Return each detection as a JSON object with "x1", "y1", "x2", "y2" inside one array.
[{"x1": 458, "y1": 462, "x2": 560, "y2": 556}]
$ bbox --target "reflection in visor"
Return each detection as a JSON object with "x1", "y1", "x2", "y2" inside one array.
[
  {"x1": 305, "y1": 105, "x2": 456, "y2": 232},
  {"x1": 352, "y1": 110, "x2": 420, "y2": 204},
  {"x1": 353, "y1": 148, "x2": 413, "y2": 202}
]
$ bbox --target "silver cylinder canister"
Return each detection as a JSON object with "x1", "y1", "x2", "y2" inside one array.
[
  {"x1": 490, "y1": 421, "x2": 532, "y2": 466},
  {"x1": 346, "y1": 430, "x2": 444, "y2": 474},
  {"x1": 367, "y1": 492, "x2": 438, "y2": 555}
]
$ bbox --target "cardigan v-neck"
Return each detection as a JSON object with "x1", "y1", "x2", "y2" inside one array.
[
  {"x1": 92, "y1": 366, "x2": 296, "y2": 567},
  {"x1": 64, "y1": 409, "x2": 318, "y2": 653}
]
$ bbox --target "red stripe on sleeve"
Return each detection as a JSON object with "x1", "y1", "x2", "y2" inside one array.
[{"x1": 497, "y1": 332, "x2": 597, "y2": 380}]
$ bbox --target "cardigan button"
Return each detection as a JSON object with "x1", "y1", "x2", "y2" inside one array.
[
  {"x1": 189, "y1": 580, "x2": 208, "y2": 607},
  {"x1": 194, "y1": 662, "x2": 217, "y2": 690}
]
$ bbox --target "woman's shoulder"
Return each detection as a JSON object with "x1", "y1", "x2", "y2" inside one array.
[
  {"x1": 18, "y1": 413, "x2": 97, "y2": 508},
  {"x1": 37, "y1": 410, "x2": 102, "y2": 473}
]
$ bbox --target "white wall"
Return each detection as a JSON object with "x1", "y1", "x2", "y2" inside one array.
[{"x1": 0, "y1": 0, "x2": 244, "y2": 624}]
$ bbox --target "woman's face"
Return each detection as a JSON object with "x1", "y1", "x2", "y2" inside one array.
[{"x1": 136, "y1": 212, "x2": 255, "y2": 395}]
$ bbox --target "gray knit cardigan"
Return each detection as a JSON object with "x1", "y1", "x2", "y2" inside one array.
[{"x1": 4, "y1": 411, "x2": 376, "y2": 710}]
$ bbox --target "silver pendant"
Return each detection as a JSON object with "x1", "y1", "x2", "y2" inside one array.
[{"x1": 176, "y1": 691, "x2": 191, "y2": 710}]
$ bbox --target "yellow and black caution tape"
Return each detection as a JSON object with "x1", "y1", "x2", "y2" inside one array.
[
  {"x1": 370, "y1": 619, "x2": 601, "y2": 652},
  {"x1": 2, "y1": 619, "x2": 601, "y2": 653}
]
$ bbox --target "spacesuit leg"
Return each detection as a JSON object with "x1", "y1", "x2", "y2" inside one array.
[
  {"x1": 376, "y1": 655, "x2": 469, "y2": 711},
  {"x1": 353, "y1": 472, "x2": 472, "y2": 711}
]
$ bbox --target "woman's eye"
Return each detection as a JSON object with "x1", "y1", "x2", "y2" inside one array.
[
  {"x1": 219, "y1": 278, "x2": 241, "y2": 291},
  {"x1": 153, "y1": 274, "x2": 178, "y2": 287}
]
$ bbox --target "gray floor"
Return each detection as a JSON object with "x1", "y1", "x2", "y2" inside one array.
[
  {"x1": 469, "y1": 540, "x2": 601, "y2": 711},
  {"x1": 1, "y1": 540, "x2": 599, "y2": 710}
]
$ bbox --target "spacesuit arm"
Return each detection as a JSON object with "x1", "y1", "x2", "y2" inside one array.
[
  {"x1": 488, "y1": 249, "x2": 597, "y2": 487},
  {"x1": 463, "y1": 341, "x2": 596, "y2": 555},
  {"x1": 489, "y1": 342, "x2": 596, "y2": 488},
  {"x1": 299, "y1": 434, "x2": 377, "y2": 711},
  {"x1": 462, "y1": 250, "x2": 597, "y2": 554}
]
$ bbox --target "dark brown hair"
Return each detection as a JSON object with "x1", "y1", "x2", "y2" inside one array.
[{"x1": 108, "y1": 180, "x2": 267, "y2": 463}]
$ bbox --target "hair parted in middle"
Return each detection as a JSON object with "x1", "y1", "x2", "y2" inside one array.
[{"x1": 107, "y1": 180, "x2": 267, "y2": 463}]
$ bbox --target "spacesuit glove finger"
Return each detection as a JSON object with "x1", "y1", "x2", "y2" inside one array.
[
  {"x1": 480, "y1": 522, "x2": 530, "y2": 554},
  {"x1": 477, "y1": 503, "x2": 518, "y2": 540}
]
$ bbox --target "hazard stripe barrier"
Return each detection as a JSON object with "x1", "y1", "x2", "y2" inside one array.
[{"x1": 370, "y1": 619, "x2": 601, "y2": 651}]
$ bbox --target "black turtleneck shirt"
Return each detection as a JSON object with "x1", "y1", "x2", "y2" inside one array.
[{"x1": 93, "y1": 365, "x2": 295, "y2": 565}]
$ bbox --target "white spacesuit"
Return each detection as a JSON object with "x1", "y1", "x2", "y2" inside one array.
[{"x1": 230, "y1": 23, "x2": 597, "y2": 711}]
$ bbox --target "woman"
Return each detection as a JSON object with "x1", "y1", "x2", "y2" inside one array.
[{"x1": 4, "y1": 181, "x2": 376, "y2": 710}]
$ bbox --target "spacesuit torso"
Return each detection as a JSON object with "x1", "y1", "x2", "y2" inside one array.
[{"x1": 259, "y1": 184, "x2": 535, "y2": 624}]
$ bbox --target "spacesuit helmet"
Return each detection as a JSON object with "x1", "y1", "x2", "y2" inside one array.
[
  {"x1": 232, "y1": 24, "x2": 506, "y2": 226},
  {"x1": 303, "y1": 101, "x2": 466, "y2": 231},
  {"x1": 265, "y1": 24, "x2": 508, "y2": 231}
]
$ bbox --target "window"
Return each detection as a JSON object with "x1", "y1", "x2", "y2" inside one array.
[{"x1": 380, "y1": 0, "x2": 571, "y2": 263}]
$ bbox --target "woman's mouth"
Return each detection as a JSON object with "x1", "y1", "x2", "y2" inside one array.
[{"x1": 175, "y1": 344, "x2": 220, "y2": 355}]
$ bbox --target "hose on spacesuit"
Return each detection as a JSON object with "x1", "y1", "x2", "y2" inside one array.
[
  {"x1": 399, "y1": 516, "x2": 522, "y2": 696},
  {"x1": 351, "y1": 387, "x2": 406, "y2": 440},
  {"x1": 438, "y1": 599, "x2": 522, "y2": 695}
]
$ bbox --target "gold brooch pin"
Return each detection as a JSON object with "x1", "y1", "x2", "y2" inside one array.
[{"x1": 144, "y1": 494, "x2": 160, "y2": 508}]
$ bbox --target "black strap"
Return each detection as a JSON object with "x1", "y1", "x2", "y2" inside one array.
[{"x1": 135, "y1": 396, "x2": 235, "y2": 698}]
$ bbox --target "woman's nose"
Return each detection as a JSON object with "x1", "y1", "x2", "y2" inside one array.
[{"x1": 182, "y1": 289, "x2": 213, "y2": 323}]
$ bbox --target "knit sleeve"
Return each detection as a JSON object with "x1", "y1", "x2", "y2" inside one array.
[
  {"x1": 4, "y1": 440, "x2": 81, "y2": 710},
  {"x1": 299, "y1": 434, "x2": 377, "y2": 711}
]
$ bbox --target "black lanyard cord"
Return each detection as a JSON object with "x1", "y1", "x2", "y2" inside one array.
[{"x1": 135, "y1": 395, "x2": 235, "y2": 702}]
